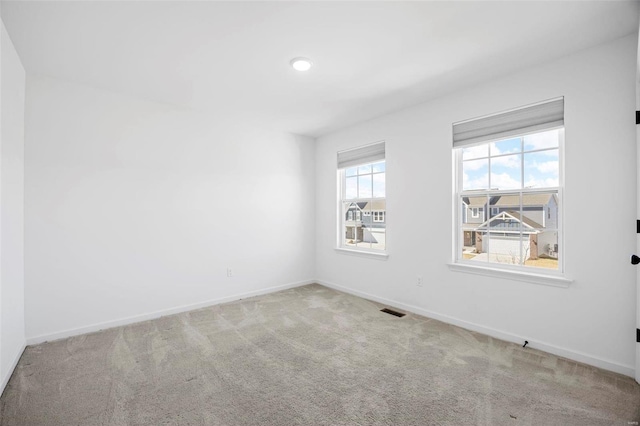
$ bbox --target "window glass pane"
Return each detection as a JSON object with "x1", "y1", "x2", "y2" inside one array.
[
  {"x1": 543, "y1": 193, "x2": 559, "y2": 229},
  {"x1": 461, "y1": 197, "x2": 482, "y2": 261},
  {"x1": 373, "y1": 173, "x2": 385, "y2": 198},
  {"x1": 525, "y1": 230, "x2": 558, "y2": 270},
  {"x1": 486, "y1": 209, "x2": 521, "y2": 234},
  {"x1": 368, "y1": 229, "x2": 385, "y2": 251},
  {"x1": 470, "y1": 232, "x2": 486, "y2": 263},
  {"x1": 462, "y1": 145, "x2": 488, "y2": 160},
  {"x1": 523, "y1": 129, "x2": 559, "y2": 151},
  {"x1": 490, "y1": 193, "x2": 519, "y2": 212},
  {"x1": 462, "y1": 159, "x2": 488, "y2": 190},
  {"x1": 345, "y1": 167, "x2": 357, "y2": 177},
  {"x1": 343, "y1": 202, "x2": 358, "y2": 248},
  {"x1": 486, "y1": 232, "x2": 522, "y2": 265},
  {"x1": 356, "y1": 223, "x2": 371, "y2": 248},
  {"x1": 372, "y1": 161, "x2": 385, "y2": 173},
  {"x1": 360, "y1": 202, "x2": 372, "y2": 220},
  {"x1": 358, "y1": 164, "x2": 372, "y2": 174},
  {"x1": 524, "y1": 149, "x2": 559, "y2": 189},
  {"x1": 340, "y1": 158, "x2": 386, "y2": 253},
  {"x1": 462, "y1": 196, "x2": 487, "y2": 224},
  {"x1": 461, "y1": 230, "x2": 477, "y2": 261},
  {"x1": 344, "y1": 202, "x2": 356, "y2": 222},
  {"x1": 369, "y1": 199, "x2": 386, "y2": 250},
  {"x1": 345, "y1": 176, "x2": 357, "y2": 199},
  {"x1": 490, "y1": 154, "x2": 521, "y2": 190},
  {"x1": 520, "y1": 191, "x2": 558, "y2": 229},
  {"x1": 490, "y1": 137, "x2": 520, "y2": 156},
  {"x1": 358, "y1": 175, "x2": 372, "y2": 198},
  {"x1": 357, "y1": 221, "x2": 371, "y2": 249}
]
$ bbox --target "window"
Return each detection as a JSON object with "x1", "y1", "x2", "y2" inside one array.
[
  {"x1": 373, "y1": 211, "x2": 385, "y2": 222},
  {"x1": 338, "y1": 142, "x2": 386, "y2": 252},
  {"x1": 454, "y1": 98, "x2": 563, "y2": 273}
]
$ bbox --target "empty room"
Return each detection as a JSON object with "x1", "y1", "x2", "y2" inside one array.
[{"x1": 1, "y1": 1, "x2": 640, "y2": 424}]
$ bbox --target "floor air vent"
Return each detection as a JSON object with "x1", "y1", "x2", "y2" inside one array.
[{"x1": 380, "y1": 308, "x2": 406, "y2": 318}]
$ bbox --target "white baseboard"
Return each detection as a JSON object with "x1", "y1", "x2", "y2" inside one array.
[
  {"x1": 1, "y1": 341, "x2": 26, "y2": 398},
  {"x1": 26, "y1": 279, "x2": 314, "y2": 346},
  {"x1": 23, "y1": 277, "x2": 635, "y2": 378},
  {"x1": 316, "y1": 279, "x2": 635, "y2": 378}
]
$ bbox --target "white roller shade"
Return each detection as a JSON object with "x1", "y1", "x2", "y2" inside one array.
[
  {"x1": 453, "y1": 98, "x2": 564, "y2": 148},
  {"x1": 337, "y1": 141, "x2": 385, "y2": 169}
]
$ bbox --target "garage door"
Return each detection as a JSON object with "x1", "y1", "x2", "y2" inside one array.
[{"x1": 483, "y1": 235, "x2": 530, "y2": 257}]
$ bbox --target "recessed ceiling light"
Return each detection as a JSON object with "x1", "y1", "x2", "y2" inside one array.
[{"x1": 290, "y1": 57, "x2": 312, "y2": 72}]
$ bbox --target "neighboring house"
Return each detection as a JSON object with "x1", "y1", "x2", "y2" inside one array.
[
  {"x1": 345, "y1": 200, "x2": 386, "y2": 243},
  {"x1": 462, "y1": 196, "x2": 487, "y2": 247},
  {"x1": 462, "y1": 194, "x2": 558, "y2": 260}
]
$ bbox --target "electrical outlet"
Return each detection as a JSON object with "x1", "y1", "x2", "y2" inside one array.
[
  {"x1": 417, "y1": 276, "x2": 423, "y2": 287},
  {"x1": 227, "y1": 268, "x2": 233, "y2": 277}
]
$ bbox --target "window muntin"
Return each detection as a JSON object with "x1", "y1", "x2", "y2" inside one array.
[
  {"x1": 340, "y1": 160, "x2": 386, "y2": 252},
  {"x1": 457, "y1": 128, "x2": 562, "y2": 272}
]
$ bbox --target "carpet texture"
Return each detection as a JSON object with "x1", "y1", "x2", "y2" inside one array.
[{"x1": 1, "y1": 284, "x2": 639, "y2": 425}]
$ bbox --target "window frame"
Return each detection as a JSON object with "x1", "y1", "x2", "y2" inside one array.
[
  {"x1": 453, "y1": 128, "x2": 566, "y2": 279},
  {"x1": 337, "y1": 158, "x2": 387, "y2": 255}
]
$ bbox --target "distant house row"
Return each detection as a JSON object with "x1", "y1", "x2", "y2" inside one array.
[
  {"x1": 462, "y1": 193, "x2": 558, "y2": 259},
  {"x1": 344, "y1": 200, "x2": 386, "y2": 243}
]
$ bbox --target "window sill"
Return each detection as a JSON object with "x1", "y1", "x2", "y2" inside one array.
[
  {"x1": 447, "y1": 262, "x2": 572, "y2": 288},
  {"x1": 335, "y1": 248, "x2": 389, "y2": 260}
]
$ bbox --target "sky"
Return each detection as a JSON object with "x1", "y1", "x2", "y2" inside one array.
[
  {"x1": 345, "y1": 161, "x2": 385, "y2": 200},
  {"x1": 462, "y1": 129, "x2": 560, "y2": 191}
]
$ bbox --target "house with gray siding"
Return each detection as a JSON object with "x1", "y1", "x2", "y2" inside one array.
[
  {"x1": 344, "y1": 200, "x2": 386, "y2": 244},
  {"x1": 463, "y1": 193, "x2": 559, "y2": 260}
]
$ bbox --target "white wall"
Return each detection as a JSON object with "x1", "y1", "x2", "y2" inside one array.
[
  {"x1": 24, "y1": 76, "x2": 315, "y2": 342},
  {"x1": 1, "y1": 20, "x2": 26, "y2": 394},
  {"x1": 316, "y1": 35, "x2": 638, "y2": 376}
]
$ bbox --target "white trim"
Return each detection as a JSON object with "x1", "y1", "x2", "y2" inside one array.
[
  {"x1": 316, "y1": 279, "x2": 633, "y2": 378},
  {"x1": 448, "y1": 262, "x2": 571, "y2": 287},
  {"x1": 14, "y1": 278, "x2": 635, "y2": 384},
  {"x1": 454, "y1": 128, "x2": 565, "y2": 274},
  {"x1": 339, "y1": 158, "x2": 387, "y2": 252},
  {"x1": 1, "y1": 342, "x2": 26, "y2": 398},
  {"x1": 26, "y1": 279, "x2": 314, "y2": 345},
  {"x1": 334, "y1": 247, "x2": 389, "y2": 260}
]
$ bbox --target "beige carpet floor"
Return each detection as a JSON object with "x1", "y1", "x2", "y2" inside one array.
[{"x1": 1, "y1": 283, "x2": 639, "y2": 425}]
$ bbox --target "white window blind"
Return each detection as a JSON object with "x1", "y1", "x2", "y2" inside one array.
[
  {"x1": 453, "y1": 97, "x2": 564, "y2": 148},
  {"x1": 337, "y1": 141, "x2": 385, "y2": 169}
]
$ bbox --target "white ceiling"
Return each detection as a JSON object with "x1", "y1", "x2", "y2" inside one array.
[{"x1": 2, "y1": 1, "x2": 638, "y2": 137}]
